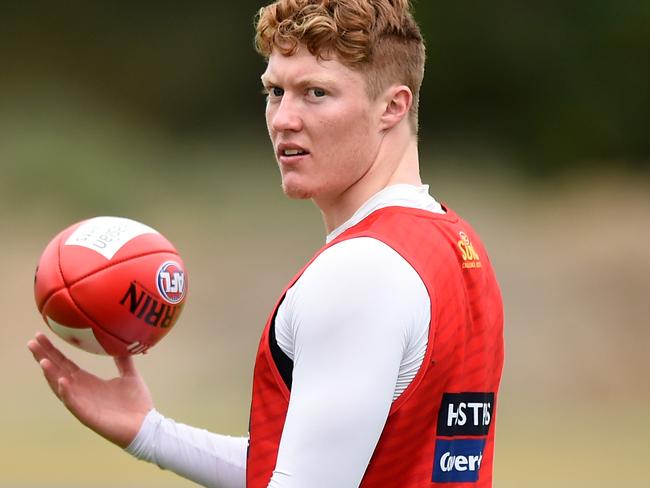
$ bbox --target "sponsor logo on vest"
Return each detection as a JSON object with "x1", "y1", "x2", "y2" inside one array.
[
  {"x1": 437, "y1": 392, "x2": 495, "y2": 436},
  {"x1": 432, "y1": 438, "x2": 486, "y2": 483},
  {"x1": 458, "y1": 231, "x2": 482, "y2": 269},
  {"x1": 120, "y1": 281, "x2": 182, "y2": 328}
]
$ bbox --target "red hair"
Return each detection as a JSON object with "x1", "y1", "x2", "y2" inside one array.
[{"x1": 255, "y1": 0, "x2": 426, "y2": 131}]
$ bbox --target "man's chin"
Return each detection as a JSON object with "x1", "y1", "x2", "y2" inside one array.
[{"x1": 281, "y1": 182, "x2": 314, "y2": 200}]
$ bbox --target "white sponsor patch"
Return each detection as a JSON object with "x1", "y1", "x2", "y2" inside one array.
[
  {"x1": 64, "y1": 216, "x2": 158, "y2": 260},
  {"x1": 47, "y1": 317, "x2": 106, "y2": 355}
]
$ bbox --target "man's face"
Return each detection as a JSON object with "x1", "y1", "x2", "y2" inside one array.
[{"x1": 261, "y1": 45, "x2": 384, "y2": 203}]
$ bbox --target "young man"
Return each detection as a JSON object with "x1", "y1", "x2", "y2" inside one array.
[{"x1": 28, "y1": 1, "x2": 504, "y2": 487}]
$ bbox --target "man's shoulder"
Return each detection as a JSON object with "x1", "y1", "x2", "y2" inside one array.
[
  {"x1": 332, "y1": 205, "x2": 463, "y2": 255},
  {"x1": 308, "y1": 236, "x2": 411, "y2": 276},
  {"x1": 287, "y1": 235, "x2": 428, "y2": 320},
  {"x1": 339, "y1": 205, "x2": 461, "y2": 239}
]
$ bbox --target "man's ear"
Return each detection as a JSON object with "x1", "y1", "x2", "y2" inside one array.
[{"x1": 379, "y1": 85, "x2": 413, "y2": 131}]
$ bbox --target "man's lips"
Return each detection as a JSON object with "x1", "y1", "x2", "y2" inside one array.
[{"x1": 277, "y1": 143, "x2": 310, "y2": 161}]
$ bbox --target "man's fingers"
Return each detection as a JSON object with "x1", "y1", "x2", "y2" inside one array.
[
  {"x1": 57, "y1": 377, "x2": 84, "y2": 421},
  {"x1": 57, "y1": 377, "x2": 76, "y2": 411},
  {"x1": 39, "y1": 358, "x2": 65, "y2": 399},
  {"x1": 27, "y1": 337, "x2": 46, "y2": 362},
  {"x1": 33, "y1": 332, "x2": 80, "y2": 375},
  {"x1": 27, "y1": 333, "x2": 54, "y2": 363},
  {"x1": 29, "y1": 338, "x2": 67, "y2": 399},
  {"x1": 114, "y1": 355, "x2": 137, "y2": 377}
]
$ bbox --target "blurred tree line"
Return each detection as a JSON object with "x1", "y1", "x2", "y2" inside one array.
[{"x1": 2, "y1": 1, "x2": 648, "y2": 175}]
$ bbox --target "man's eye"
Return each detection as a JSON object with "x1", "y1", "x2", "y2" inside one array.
[
  {"x1": 309, "y1": 88, "x2": 326, "y2": 98},
  {"x1": 270, "y1": 87, "x2": 284, "y2": 97}
]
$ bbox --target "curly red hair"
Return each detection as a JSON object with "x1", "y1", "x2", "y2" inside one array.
[{"x1": 255, "y1": 0, "x2": 425, "y2": 131}]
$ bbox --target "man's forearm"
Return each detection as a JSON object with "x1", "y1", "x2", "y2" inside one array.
[{"x1": 127, "y1": 409, "x2": 247, "y2": 488}]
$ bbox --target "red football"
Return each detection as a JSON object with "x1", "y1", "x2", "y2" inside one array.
[{"x1": 34, "y1": 216, "x2": 188, "y2": 356}]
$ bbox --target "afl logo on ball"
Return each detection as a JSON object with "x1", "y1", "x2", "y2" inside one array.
[{"x1": 156, "y1": 261, "x2": 186, "y2": 304}]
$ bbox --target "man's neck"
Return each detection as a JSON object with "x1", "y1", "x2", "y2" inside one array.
[{"x1": 316, "y1": 134, "x2": 421, "y2": 234}]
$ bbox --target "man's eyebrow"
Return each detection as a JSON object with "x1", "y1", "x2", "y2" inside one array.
[
  {"x1": 260, "y1": 75, "x2": 336, "y2": 88},
  {"x1": 297, "y1": 77, "x2": 336, "y2": 87}
]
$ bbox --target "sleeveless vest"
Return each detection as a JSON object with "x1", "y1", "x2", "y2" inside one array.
[{"x1": 247, "y1": 206, "x2": 504, "y2": 487}]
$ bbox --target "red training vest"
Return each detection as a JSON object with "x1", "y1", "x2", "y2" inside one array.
[{"x1": 247, "y1": 206, "x2": 504, "y2": 487}]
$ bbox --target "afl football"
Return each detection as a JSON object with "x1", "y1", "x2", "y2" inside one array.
[{"x1": 34, "y1": 216, "x2": 188, "y2": 356}]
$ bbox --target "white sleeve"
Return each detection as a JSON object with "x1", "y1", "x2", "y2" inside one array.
[
  {"x1": 269, "y1": 237, "x2": 430, "y2": 488},
  {"x1": 126, "y1": 409, "x2": 247, "y2": 488}
]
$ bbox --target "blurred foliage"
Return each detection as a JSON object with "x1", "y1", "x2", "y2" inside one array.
[
  {"x1": 1, "y1": 1, "x2": 648, "y2": 176},
  {"x1": 418, "y1": 1, "x2": 650, "y2": 173}
]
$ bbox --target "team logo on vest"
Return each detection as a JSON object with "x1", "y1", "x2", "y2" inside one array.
[
  {"x1": 437, "y1": 392, "x2": 494, "y2": 436},
  {"x1": 432, "y1": 438, "x2": 486, "y2": 483},
  {"x1": 458, "y1": 231, "x2": 481, "y2": 269},
  {"x1": 156, "y1": 261, "x2": 186, "y2": 304}
]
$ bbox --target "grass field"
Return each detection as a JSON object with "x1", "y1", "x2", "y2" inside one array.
[{"x1": 1, "y1": 134, "x2": 648, "y2": 486}]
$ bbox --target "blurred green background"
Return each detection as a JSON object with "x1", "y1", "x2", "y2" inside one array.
[{"x1": 1, "y1": 1, "x2": 648, "y2": 487}]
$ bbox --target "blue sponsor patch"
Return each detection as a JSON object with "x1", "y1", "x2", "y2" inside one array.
[{"x1": 432, "y1": 438, "x2": 486, "y2": 483}]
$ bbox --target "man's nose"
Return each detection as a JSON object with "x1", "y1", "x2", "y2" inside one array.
[{"x1": 270, "y1": 95, "x2": 303, "y2": 132}]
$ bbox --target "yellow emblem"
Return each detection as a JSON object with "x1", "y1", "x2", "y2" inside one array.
[{"x1": 458, "y1": 231, "x2": 481, "y2": 269}]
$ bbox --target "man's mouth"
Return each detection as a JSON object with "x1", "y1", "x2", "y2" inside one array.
[
  {"x1": 282, "y1": 148, "x2": 308, "y2": 156},
  {"x1": 278, "y1": 144, "x2": 310, "y2": 160}
]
